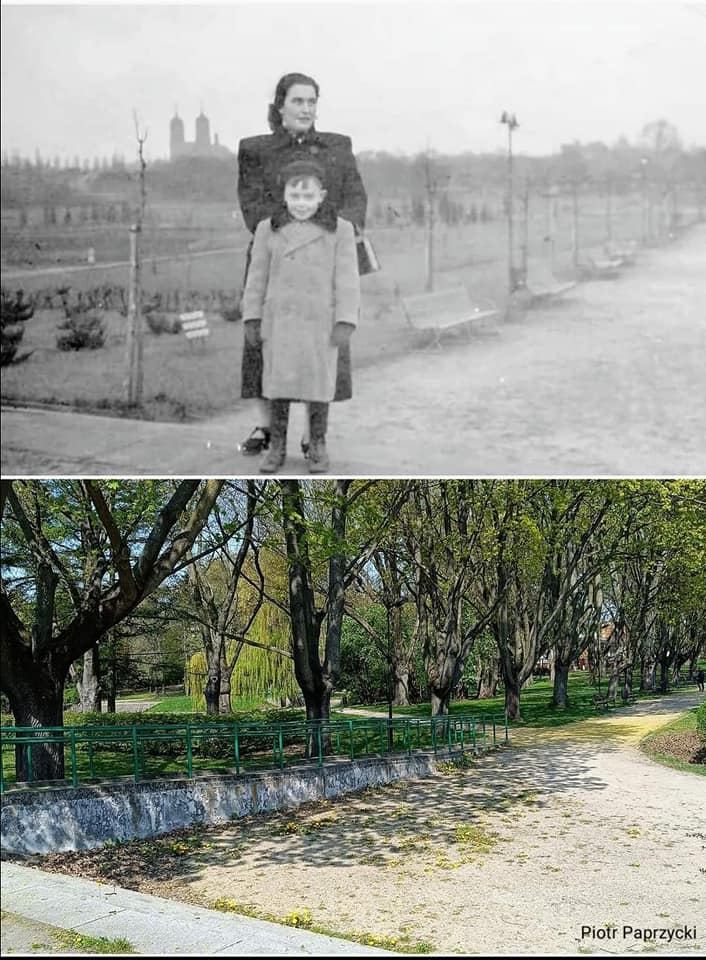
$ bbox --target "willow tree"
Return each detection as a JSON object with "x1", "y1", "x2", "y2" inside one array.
[
  {"x1": 182, "y1": 480, "x2": 264, "y2": 714},
  {"x1": 1, "y1": 479, "x2": 224, "y2": 781}
]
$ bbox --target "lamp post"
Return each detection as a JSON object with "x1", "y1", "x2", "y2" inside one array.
[
  {"x1": 640, "y1": 156, "x2": 650, "y2": 243},
  {"x1": 500, "y1": 111, "x2": 519, "y2": 292}
]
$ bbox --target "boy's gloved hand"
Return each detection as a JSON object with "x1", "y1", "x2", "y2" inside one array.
[
  {"x1": 244, "y1": 319, "x2": 262, "y2": 347},
  {"x1": 331, "y1": 322, "x2": 355, "y2": 348}
]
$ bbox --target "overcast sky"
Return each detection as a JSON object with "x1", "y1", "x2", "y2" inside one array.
[{"x1": 2, "y1": 1, "x2": 705, "y2": 163}]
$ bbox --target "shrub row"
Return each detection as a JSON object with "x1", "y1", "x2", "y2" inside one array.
[{"x1": 1, "y1": 709, "x2": 308, "y2": 760}]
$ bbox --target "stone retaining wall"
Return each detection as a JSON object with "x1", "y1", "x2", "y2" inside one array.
[{"x1": 1, "y1": 752, "x2": 439, "y2": 856}]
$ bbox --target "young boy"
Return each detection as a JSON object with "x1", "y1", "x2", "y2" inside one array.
[{"x1": 241, "y1": 158, "x2": 360, "y2": 473}]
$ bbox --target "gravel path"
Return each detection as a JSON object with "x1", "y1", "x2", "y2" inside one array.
[{"x1": 31, "y1": 693, "x2": 705, "y2": 955}]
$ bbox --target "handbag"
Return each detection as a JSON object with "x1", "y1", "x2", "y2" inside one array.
[{"x1": 355, "y1": 230, "x2": 381, "y2": 275}]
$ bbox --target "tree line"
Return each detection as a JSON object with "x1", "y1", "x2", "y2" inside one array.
[{"x1": 1, "y1": 479, "x2": 704, "y2": 780}]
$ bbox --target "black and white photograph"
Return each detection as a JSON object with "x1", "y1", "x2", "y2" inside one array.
[
  {"x1": 1, "y1": 1, "x2": 705, "y2": 476},
  {"x1": 1, "y1": 3, "x2": 705, "y2": 958}
]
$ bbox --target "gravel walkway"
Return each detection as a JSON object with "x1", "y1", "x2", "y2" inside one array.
[{"x1": 26, "y1": 693, "x2": 705, "y2": 955}]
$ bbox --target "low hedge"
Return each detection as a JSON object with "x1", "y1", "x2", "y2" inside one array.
[{"x1": 1, "y1": 708, "x2": 309, "y2": 760}]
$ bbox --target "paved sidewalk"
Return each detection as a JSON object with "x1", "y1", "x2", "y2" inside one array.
[{"x1": 0, "y1": 862, "x2": 390, "y2": 955}]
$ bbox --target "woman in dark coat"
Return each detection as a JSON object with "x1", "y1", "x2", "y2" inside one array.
[{"x1": 237, "y1": 71, "x2": 367, "y2": 455}]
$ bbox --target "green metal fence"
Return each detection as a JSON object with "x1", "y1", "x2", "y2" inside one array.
[{"x1": 0, "y1": 713, "x2": 509, "y2": 793}]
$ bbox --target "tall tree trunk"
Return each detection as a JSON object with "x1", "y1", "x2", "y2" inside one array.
[
  {"x1": 106, "y1": 631, "x2": 117, "y2": 713},
  {"x1": 203, "y1": 638, "x2": 221, "y2": 715},
  {"x1": 219, "y1": 646, "x2": 232, "y2": 713},
  {"x1": 430, "y1": 688, "x2": 450, "y2": 716},
  {"x1": 552, "y1": 657, "x2": 571, "y2": 708},
  {"x1": 503, "y1": 674, "x2": 521, "y2": 721},
  {"x1": 6, "y1": 662, "x2": 67, "y2": 782},
  {"x1": 392, "y1": 666, "x2": 410, "y2": 707},
  {"x1": 77, "y1": 644, "x2": 101, "y2": 712},
  {"x1": 477, "y1": 658, "x2": 499, "y2": 699}
]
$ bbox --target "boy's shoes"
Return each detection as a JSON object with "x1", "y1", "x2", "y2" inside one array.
[
  {"x1": 239, "y1": 426, "x2": 271, "y2": 456},
  {"x1": 259, "y1": 443, "x2": 286, "y2": 473},
  {"x1": 307, "y1": 439, "x2": 329, "y2": 473}
]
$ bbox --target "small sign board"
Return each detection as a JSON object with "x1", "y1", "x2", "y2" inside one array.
[{"x1": 179, "y1": 310, "x2": 209, "y2": 341}]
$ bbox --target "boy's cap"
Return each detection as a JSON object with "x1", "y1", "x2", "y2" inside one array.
[{"x1": 279, "y1": 158, "x2": 327, "y2": 186}]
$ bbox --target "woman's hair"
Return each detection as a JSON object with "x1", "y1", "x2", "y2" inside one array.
[{"x1": 267, "y1": 72, "x2": 320, "y2": 132}]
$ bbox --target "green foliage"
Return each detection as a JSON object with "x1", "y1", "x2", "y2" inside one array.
[
  {"x1": 1, "y1": 287, "x2": 34, "y2": 366},
  {"x1": 56, "y1": 310, "x2": 105, "y2": 350},
  {"x1": 697, "y1": 702, "x2": 706, "y2": 741},
  {"x1": 51, "y1": 709, "x2": 306, "y2": 760}
]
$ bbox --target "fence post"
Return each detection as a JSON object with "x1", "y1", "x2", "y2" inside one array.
[
  {"x1": 71, "y1": 728, "x2": 78, "y2": 787},
  {"x1": 278, "y1": 726, "x2": 284, "y2": 769},
  {"x1": 186, "y1": 724, "x2": 193, "y2": 779},
  {"x1": 316, "y1": 722, "x2": 323, "y2": 768},
  {"x1": 349, "y1": 720, "x2": 355, "y2": 761},
  {"x1": 131, "y1": 725, "x2": 139, "y2": 783},
  {"x1": 504, "y1": 712, "x2": 509, "y2": 744},
  {"x1": 233, "y1": 723, "x2": 240, "y2": 775}
]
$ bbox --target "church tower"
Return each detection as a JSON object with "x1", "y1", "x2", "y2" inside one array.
[
  {"x1": 169, "y1": 110, "x2": 185, "y2": 160},
  {"x1": 195, "y1": 110, "x2": 211, "y2": 149}
]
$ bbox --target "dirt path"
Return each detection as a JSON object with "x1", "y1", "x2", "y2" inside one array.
[
  {"x1": 31, "y1": 694, "x2": 705, "y2": 955},
  {"x1": 322, "y1": 225, "x2": 706, "y2": 476}
]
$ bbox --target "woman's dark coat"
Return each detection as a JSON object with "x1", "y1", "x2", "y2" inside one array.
[
  {"x1": 237, "y1": 127, "x2": 368, "y2": 400},
  {"x1": 238, "y1": 127, "x2": 367, "y2": 234}
]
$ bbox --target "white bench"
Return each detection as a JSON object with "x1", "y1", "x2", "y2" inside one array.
[
  {"x1": 525, "y1": 259, "x2": 576, "y2": 301},
  {"x1": 401, "y1": 285, "x2": 499, "y2": 348},
  {"x1": 604, "y1": 239, "x2": 638, "y2": 265},
  {"x1": 583, "y1": 248, "x2": 623, "y2": 277},
  {"x1": 179, "y1": 310, "x2": 209, "y2": 344}
]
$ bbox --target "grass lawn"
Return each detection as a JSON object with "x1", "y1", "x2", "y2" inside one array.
[
  {"x1": 639, "y1": 708, "x2": 706, "y2": 776},
  {"x1": 348, "y1": 671, "x2": 695, "y2": 730}
]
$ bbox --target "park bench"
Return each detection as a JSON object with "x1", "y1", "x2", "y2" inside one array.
[
  {"x1": 524, "y1": 259, "x2": 576, "y2": 302},
  {"x1": 604, "y1": 239, "x2": 638, "y2": 265},
  {"x1": 179, "y1": 310, "x2": 210, "y2": 344},
  {"x1": 400, "y1": 285, "x2": 499, "y2": 348},
  {"x1": 593, "y1": 693, "x2": 617, "y2": 709},
  {"x1": 581, "y1": 249, "x2": 623, "y2": 279}
]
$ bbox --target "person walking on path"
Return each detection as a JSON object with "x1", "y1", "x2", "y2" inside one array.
[
  {"x1": 236, "y1": 71, "x2": 367, "y2": 458},
  {"x1": 697, "y1": 668, "x2": 705, "y2": 693},
  {"x1": 241, "y1": 158, "x2": 360, "y2": 473}
]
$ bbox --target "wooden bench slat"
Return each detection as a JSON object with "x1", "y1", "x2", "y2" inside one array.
[
  {"x1": 401, "y1": 285, "x2": 499, "y2": 342},
  {"x1": 526, "y1": 260, "x2": 576, "y2": 298},
  {"x1": 179, "y1": 309, "x2": 209, "y2": 344}
]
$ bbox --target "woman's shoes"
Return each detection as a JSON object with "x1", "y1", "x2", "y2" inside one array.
[
  {"x1": 301, "y1": 437, "x2": 310, "y2": 459},
  {"x1": 239, "y1": 426, "x2": 271, "y2": 456}
]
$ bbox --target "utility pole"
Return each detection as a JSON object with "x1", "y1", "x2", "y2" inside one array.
[
  {"x1": 605, "y1": 176, "x2": 613, "y2": 244},
  {"x1": 500, "y1": 111, "x2": 519, "y2": 292},
  {"x1": 521, "y1": 178, "x2": 530, "y2": 285},
  {"x1": 571, "y1": 179, "x2": 580, "y2": 270},
  {"x1": 423, "y1": 151, "x2": 437, "y2": 292}
]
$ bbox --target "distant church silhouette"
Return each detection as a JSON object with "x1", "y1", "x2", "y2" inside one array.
[{"x1": 169, "y1": 109, "x2": 233, "y2": 161}]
